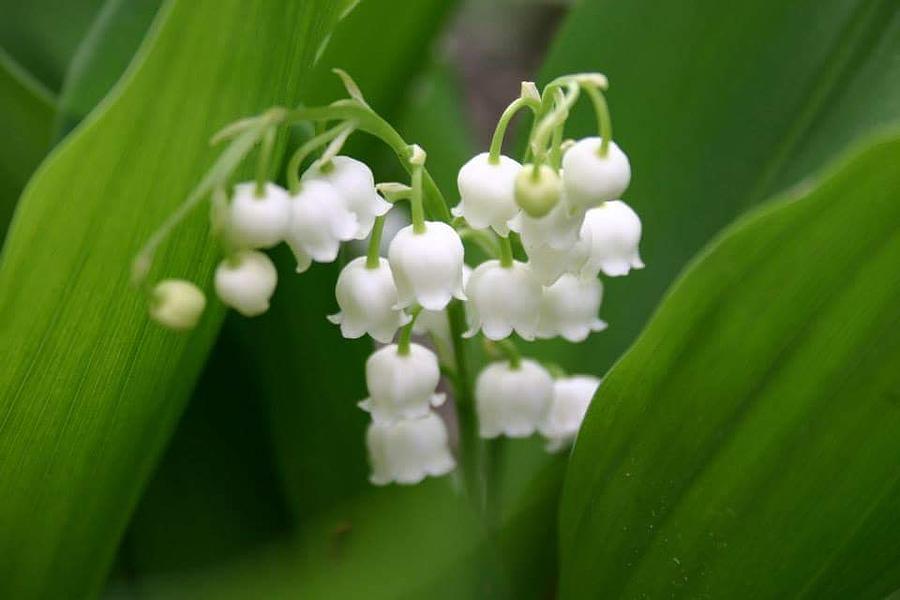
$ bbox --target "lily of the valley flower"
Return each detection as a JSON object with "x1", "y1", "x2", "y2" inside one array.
[
  {"x1": 579, "y1": 200, "x2": 644, "y2": 277},
  {"x1": 303, "y1": 156, "x2": 392, "y2": 239},
  {"x1": 453, "y1": 152, "x2": 521, "y2": 235},
  {"x1": 523, "y1": 238, "x2": 586, "y2": 286},
  {"x1": 224, "y1": 182, "x2": 292, "y2": 249},
  {"x1": 388, "y1": 221, "x2": 466, "y2": 311},
  {"x1": 540, "y1": 375, "x2": 600, "y2": 452},
  {"x1": 366, "y1": 411, "x2": 456, "y2": 485},
  {"x1": 537, "y1": 273, "x2": 606, "y2": 342},
  {"x1": 149, "y1": 279, "x2": 206, "y2": 330},
  {"x1": 476, "y1": 359, "x2": 553, "y2": 438},
  {"x1": 214, "y1": 250, "x2": 277, "y2": 317},
  {"x1": 359, "y1": 343, "x2": 445, "y2": 423},
  {"x1": 413, "y1": 265, "x2": 472, "y2": 342},
  {"x1": 465, "y1": 259, "x2": 542, "y2": 341},
  {"x1": 562, "y1": 138, "x2": 631, "y2": 210},
  {"x1": 510, "y1": 193, "x2": 584, "y2": 252},
  {"x1": 328, "y1": 257, "x2": 410, "y2": 343},
  {"x1": 286, "y1": 179, "x2": 358, "y2": 273}
]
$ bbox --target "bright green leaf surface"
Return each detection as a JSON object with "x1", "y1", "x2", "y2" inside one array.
[
  {"x1": 560, "y1": 133, "x2": 900, "y2": 598},
  {"x1": 535, "y1": 0, "x2": 900, "y2": 375},
  {"x1": 0, "y1": 1, "x2": 341, "y2": 596},
  {"x1": 0, "y1": 48, "x2": 54, "y2": 239}
]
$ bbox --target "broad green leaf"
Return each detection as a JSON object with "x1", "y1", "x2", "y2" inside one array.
[
  {"x1": 559, "y1": 133, "x2": 900, "y2": 598},
  {"x1": 0, "y1": 48, "x2": 54, "y2": 239},
  {"x1": 0, "y1": 0, "x2": 106, "y2": 90},
  {"x1": 55, "y1": 0, "x2": 163, "y2": 137},
  {"x1": 0, "y1": 1, "x2": 342, "y2": 596},
  {"x1": 535, "y1": 0, "x2": 900, "y2": 375}
]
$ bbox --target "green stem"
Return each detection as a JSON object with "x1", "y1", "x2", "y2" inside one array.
[
  {"x1": 583, "y1": 84, "x2": 612, "y2": 156},
  {"x1": 495, "y1": 338, "x2": 522, "y2": 369},
  {"x1": 410, "y1": 162, "x2": 426, "y2": 234},
  {"x1": 458, "y1": 227, "x2": 501, "y2": 258},
  {"x1": 397, "y1": 306, "x2": 422, "y2": 355},
  {"x1": 498, "y1": 235, "x2": 514, "y2": 268},
  {"x1": 365, "y1": 215, "x2": 385, "y2": 269},
  {"x1": 488, "y1": 96, "x2": 540, "y2": 164},
  {"x1": 254, "y1": 126, "x2": 276, "y2": 196}
]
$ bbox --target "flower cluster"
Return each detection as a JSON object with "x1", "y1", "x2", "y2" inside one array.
[{"x1": 136, "y1": 71, "x2": 642, "y2": 489}]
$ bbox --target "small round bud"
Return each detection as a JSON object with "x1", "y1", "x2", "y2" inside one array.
[
  {"x1": 562, "y1": 138, "x2": 631, "y2": 209},
  {"x1": 149, "y1": 279, "x2": 206, "y2": 331},
  {"x1": 514, "y1": 164, "x2": 560, "y2": 218},
  {"x1": 453, "y1": 152, "x2": 521, "y2": 235},
  {"x1": 214, "y1": 250, "x2": 278, "y2": 317},
  {"x1": 226, "y1": 182, "x2": 291, "y2": 249}
]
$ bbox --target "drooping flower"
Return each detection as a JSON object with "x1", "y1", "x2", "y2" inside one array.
[
  {"x1": 536, "y1": 273, "x2": 606, "y2": 342},
  {"x1": 522, "y1": 238, "x2": 586, "y2": 286},
  {"x1": 359, "y1": 343, "x2": 445, "y2": 423},
  {"x1": 540, "y1": 375, "x2": 600, "y2": 452},
  {"x1": 149, "y1": 279, "x2": 206, "y2": 330},
  {"x1": 366, "y1": 411, "x2": 456, "y2": 485},
  {"x1": 413, "y1": 265, "x2": 472, "y2": 342},
  {"x1": 510, "y1": 193, "x2": 585, "y2": 252},
  {"x1": 562, "y1": 138, "x2": 631, "y2": 210},
  {"x1": 388, "y1": 221, "x2": 466, "y2": 311},
  {"x1": 303, "y1": 156, "x2": 391, "y2": 239},
  {"x1": 579, "y1": 200, "x2": 644, "y2": 278},
  {"x1": 453, "y1": 152, "x2": 521, "y2": 235},
  {"x1": 214, "y1": 250, "x2": 278, "y2": 317},
  {"x1": 328, "y1": 257, "x2": 410, "y2": 343},
  {"x1": 225, "y1": 182, "x2": 292, "y2": 249},
  {"x1": 476, "y1": 359, "x2": 554, "y2": 438},
  {"x1": 285, "y1": 179, "x2": 358, "y2": 273},
  {"x1": 464, "y1": 260, "x2": 542, "y2": 341}
]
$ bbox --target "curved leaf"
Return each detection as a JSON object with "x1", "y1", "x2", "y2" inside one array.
[
  {"x1": 535, "y1": 0, "x2": 900, "y2": 375},
  {"x1": 0, "y1": 1, "x2": 341, "y2": 596},
  {"x1": 559, "y1": 133, "x2": 900, "y2": 598}
]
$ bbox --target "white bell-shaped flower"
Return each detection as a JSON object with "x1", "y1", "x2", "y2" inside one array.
[
  {"x1": 510, "y1": 194, "x2": 585, "y2": 251},
  {"x1": 453, "y1": 152, "x2": 521, "y2": 235},
  {"x1": 561, "y1": 138, "x2": 631, "y2": 210},
  {"x1": 149, "y1": 279, "x2": 206, "y2": 330},
  {"x1": 327, "y1": 257, "x2": 411, "y2": 343},
  {"x1": 367, "y1": 411, "x2": 456, "y2": 486},
  {"x1": 540, "y1": 375, "x2": 600, "y2": 452},
  {"x1": 359, "y1": 343, "x2": 445, "y2": 424},
  {"x1": 476, "y1": 359, "x2": 554, "y2": 438},
  {"x1": 523, "y1": 238, "x2": 586, "y2": 286},
  {"x1": 536, "y1": 273, "x2": 606, "y2": 342},
  {"x1": 413, "y1": 265, "x2": 472, "y2": 342},
  {"x1": 214, "y1": 250, "x2": 277, "y2": 317},
  {"x1": 286, "y1": 179, "x2": 358, "y2": 273},
  {"x1": 580, "y1": 200, "x2": 644, "y2": 278},
  {"x1": 225, "y1": 182, "x2": 292, "y2": 249},
  {"x1": 303, "y1": 156, "x2": 391, "y2": 239},
  {"x1": 464, "y1": 260, "x2": 542, "y2": 341},
  {"x1": 388, "y1": 221, "x2": 466, "y2": 311}
]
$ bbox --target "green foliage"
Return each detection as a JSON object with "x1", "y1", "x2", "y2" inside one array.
[
  {"x1": 0, "y1": 1, "x2": 342, "y2": 596},
  {"x1": 536, "y1": 0, "x2": 900, "y2": 375},
  {"x1": 560, "y1": 133, "x2": 900, "y2": 598}
]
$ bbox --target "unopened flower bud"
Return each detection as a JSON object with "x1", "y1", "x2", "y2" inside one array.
[
  {"x1": 514, "y1": 164, "x2": 560, "y2": 218},
  {"x1": 562, "y1": 138, "x2": 631, "y2": 210},
  {"x1": 476, "y1": 359, "x2": 553, "y2": 438},
  {"x1": 540, "y1": 375, "x2": 600, "y2": 452},
  {"x1": 286, "y1": 179, "x2": 358, "y2": 273},
  {"x1": 328, "y1": 257, "x2": 410, "y2": 343},
  {"x1": 226, "y1": 182, "x2": 291, "y2": 249},
  {"x1": 367, "y1": 412, "x2": 456, "y2": 485},
  {"x1": 580, "y1": 200, "x2": 644, "y2": 278},
  {"x1": 388, "y1": 221, "x2": 466, "y2": 311},
  {"x1": 536, "y1": 273, "x2": 606, "y2": 342},
  {"x1": 453, "y1": 152, "x2": 521, "y2": 235},
  {"x1": 359, "y1": 343, "x2": 444, "y2": 423},
  {"x1": 465, "y1": 260, "x2": 542, "y2": 341},
  {"x1": 303, "y1": 156, "x2": 391, "y2": 239},
  {"x1": 149, "y1": 279, "x2": 206, "y2": 330},
  {"x1": 214, "y1": 250, "x2": 277, "y2": 317}
]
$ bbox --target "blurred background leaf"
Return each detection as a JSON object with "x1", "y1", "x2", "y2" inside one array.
[
  {"x1": 0, "y1": 48, "x2": 54, "y2": 239},
  {"x1": 560, "y1": 132, "x2": 900, "y2": 598},
  {"x1": 534, "y1": 0, "x2": 900, "y2": 375},
  {"x1": 0, "y1": 0, "x2": 343, "y2": 596}
]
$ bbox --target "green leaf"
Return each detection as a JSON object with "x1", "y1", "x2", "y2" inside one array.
[
  {"x1": 559, "y1": 133, "x2": 900, "y2": 598},
  {"x1": 0, "y1": 48, "x2": 54, "y2": 239},
  {"x1": 0, "y1": 0, "x2": 106, "y2": 90},
  {"x1": 55, "y1": 0, "x2": 163, "y2": 137},
  {"x1": 0, "y1": 1, "x2": 342, "y2": 597},
  {"x1": 535, "y1": 0, "x2": 900, "y2": 375}
]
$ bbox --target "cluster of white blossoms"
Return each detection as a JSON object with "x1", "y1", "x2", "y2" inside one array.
[{"x1": 137, "y1": 71, "x2": 642, "y2": 488}]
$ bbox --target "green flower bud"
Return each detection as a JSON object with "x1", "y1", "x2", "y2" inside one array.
[
  {"x1": 515, "y1": 164, "x2": 561, "y2": 218},
  {"x1": 149, "y1": 279, "x2": 206, "y2": 331}
]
